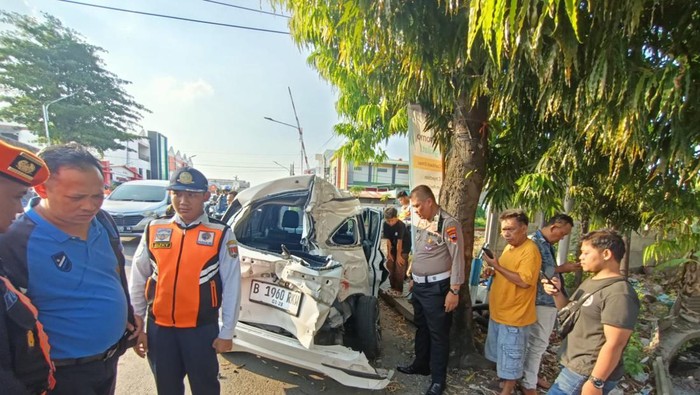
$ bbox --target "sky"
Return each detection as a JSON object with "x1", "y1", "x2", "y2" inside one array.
[{"x1": 3, "y1": 0, "x2": 408, "y2": 185}]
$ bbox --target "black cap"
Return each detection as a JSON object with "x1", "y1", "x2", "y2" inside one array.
[{"x1": 167, "y1": 167, "x2": 209, "y2": 192}]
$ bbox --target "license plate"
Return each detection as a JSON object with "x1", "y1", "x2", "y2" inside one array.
[{"x1": 249, "y1": 280, "x2": 302, "y2": 316}]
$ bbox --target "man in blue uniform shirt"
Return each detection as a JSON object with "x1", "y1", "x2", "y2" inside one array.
[{"x1": 0, "y1": 143, "x2": 140, "y2": 395}]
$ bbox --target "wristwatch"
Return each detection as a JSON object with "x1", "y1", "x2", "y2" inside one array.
[
  {"x1": 449, "y1": 288, "x2": 459, "y2": 295},
  {"x1": 588, "y1": 376, "x2": 605, "y2": 389}
]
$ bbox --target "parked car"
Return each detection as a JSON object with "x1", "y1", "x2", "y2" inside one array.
[
  {"x1": 222, "y1": 175, "x2": 391, "y2": 389},
  {"x1": 102, "y1": 180, "x2": 169, "y2": 237}
]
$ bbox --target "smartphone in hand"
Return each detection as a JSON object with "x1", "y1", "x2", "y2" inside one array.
[
  {"x1": 481, "y1": 246, "x2": 494, "y2": 259},
  {"x1": 540, "y1": 266, "x2": 560, "y2": 293}
]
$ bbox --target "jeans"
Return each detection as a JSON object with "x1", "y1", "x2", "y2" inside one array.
[
  {"x1": 548, "y1": 367, "x2": 618, "y2": 395},
  {"x1": 522, "y1": 305, "x2": 558, "y2": 389}
]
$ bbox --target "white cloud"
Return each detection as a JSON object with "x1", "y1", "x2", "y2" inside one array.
[{"x1": 149, "y1": 76, "x2": 214, "y2": 102}]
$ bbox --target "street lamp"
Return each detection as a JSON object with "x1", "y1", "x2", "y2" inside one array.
[
  {"x1": 263, "y1": 87, "x2": 311, "y2": 174},
  {"x1": 42, "y1": 89, "x2": 82, "y2": 145},
  {"x1": 272, "y1": 160, "x2": 294, "y2": 176}
]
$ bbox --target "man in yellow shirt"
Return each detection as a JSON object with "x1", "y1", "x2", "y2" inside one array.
[{"x1": 483, "y1": 209, "x2": 541, "y2": 395}]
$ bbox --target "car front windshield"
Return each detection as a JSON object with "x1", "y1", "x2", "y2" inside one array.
[{"x1": 108, "y1": 185, "x2": 166, "y2": 202}]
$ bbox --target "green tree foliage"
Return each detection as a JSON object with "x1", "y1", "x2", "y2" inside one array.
[
  {"x1": 470, "y1": 0, "x2": 699, "y2": 233},
  {"x1": 0, "y1": 12, "x2": 147, "y2": 152}
]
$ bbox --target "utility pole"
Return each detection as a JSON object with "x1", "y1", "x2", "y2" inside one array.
[{"x1": 287, "y1": 87, "x2": 310, "y2": 174}]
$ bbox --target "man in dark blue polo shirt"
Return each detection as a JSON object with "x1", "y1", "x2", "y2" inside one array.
[{"x1": 0, "y1": 143, "x2": 140, "y2": 395}]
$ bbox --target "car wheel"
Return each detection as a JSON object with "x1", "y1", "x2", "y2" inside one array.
[{"x1": 352, "y1": 295, "x2": 381, "y2": 360}]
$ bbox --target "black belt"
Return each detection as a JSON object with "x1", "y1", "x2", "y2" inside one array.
[{"x1": 53, "y1": 343, "x2": 119, "y2": 367}]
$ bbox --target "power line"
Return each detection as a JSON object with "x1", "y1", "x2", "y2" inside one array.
[
  {"x1": 202, "y1": 0, "x2": 290, "y2": 19},
  {"x1": 56, "y1": 0, "x2": 290, "y2": 35}
]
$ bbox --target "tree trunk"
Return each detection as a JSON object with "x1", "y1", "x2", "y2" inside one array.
[
  {"x1": 441, "y1": 95, "x2": 489, "y2": 369},
  {"x1": 621, "y1": 230, "x2": 632, "y2": 277},
  {"x1": 574, "y1": 217, "x2": 590, "y2": 288}
]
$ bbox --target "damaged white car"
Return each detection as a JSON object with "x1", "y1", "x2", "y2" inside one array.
[{"x1": 222, "y1": 175, "x2": 392, "y2": 389}]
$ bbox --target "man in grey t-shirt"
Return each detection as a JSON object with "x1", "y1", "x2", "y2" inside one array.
[{"x1": 543, "y1": 229, "x2": 639, "y2": 395}]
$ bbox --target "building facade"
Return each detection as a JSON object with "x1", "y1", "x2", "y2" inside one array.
[{"x1": 325, "y1": 152, "x2": 410, "y2": 192}]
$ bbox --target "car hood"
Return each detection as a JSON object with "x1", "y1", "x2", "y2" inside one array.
[{"x1": 102, "y1": 200, "x2": 164, "y2": 214}]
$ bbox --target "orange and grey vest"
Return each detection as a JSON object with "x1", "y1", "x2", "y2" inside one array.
[
  {"x1": 1, "y1": 276, "x2": 55, "y2": 394},
  {"x1": 145, "y1": 218, "x2": 227, "y2": 328}
]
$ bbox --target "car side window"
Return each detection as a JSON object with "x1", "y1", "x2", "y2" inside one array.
[{"x1": 330, "y1": 218, "x2": 358, "y2": 245}]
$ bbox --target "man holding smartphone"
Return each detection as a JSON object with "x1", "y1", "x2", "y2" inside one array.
[
  {"x1": 521, "y1": 214, "x2": 577, "y2": 394},
  {"x1": 482, "y1": 210, "x2": 541, "y2": 395}
]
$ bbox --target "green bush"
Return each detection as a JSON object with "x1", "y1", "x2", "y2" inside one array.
[{"x1": 623, "y1": 330, "x2": 647, "y2": 376}]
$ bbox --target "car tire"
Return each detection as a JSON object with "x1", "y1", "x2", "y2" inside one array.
[{"x1": 351, "y1": 295, "x2": 382, "y2": 360}]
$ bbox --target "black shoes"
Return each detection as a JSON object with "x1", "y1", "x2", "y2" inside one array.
[
  {"x1": 425, "y1": 382, "x2": 445, "y2": 395},
  {"x1": 396, "y1": 364, "x2": 431, "y2": 376}
]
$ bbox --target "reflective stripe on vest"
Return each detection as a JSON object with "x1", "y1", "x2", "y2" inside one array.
[
  {"x1": 146, "y1": 220, "x2": 225, "y2": 328},
  {"x1": 1, "y1": 276, "x2": 56, "y2": 393}
]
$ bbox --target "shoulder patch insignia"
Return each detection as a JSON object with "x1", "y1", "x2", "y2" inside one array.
[
  {"x1": 197, "y1": 231, "x2": 215, "y2": 246},
  {"x1": 446, "y1": 226, "x2": 458, "y2": 243},
  {"x1": 51, "y1": 252, "x2": 73, "y2": 272},
  {"x1": 226, "y1": 240, "x2": 238, "y2": 258}
]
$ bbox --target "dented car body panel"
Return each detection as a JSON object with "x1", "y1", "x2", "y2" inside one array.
[{"x1": 224, "y1": 175, "x2": 389, "y2": 389}]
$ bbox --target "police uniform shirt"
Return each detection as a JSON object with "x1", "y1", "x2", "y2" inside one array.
[
  {"x1": 412, "y1": 209, "x2": 465, "y2": 285},
  {"x1": 129, "y1": 213, "x2": 241, "y2": 339}
]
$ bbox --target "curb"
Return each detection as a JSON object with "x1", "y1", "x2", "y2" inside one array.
[{"x1": 379, "y1": 290, "x2": 414, "y2": 324}]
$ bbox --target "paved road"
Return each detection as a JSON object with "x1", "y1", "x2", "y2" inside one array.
[{"x1": 115, "y1": 238, "x2": 433, "y2": 395}]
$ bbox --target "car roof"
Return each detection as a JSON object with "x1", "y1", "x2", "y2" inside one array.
[
  {"x1": 116, "y1": 179, "x2": 169, "y2": 187},
  {"x1": 236, "y1": 175, "x2": 315, "y2": 207}
]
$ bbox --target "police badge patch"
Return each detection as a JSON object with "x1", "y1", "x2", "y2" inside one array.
[
  {"x1": 197, "y1": 231, "x2": 215, "y2": 246},
  {"x1": 226, "y1": 240, "x2": 238, "y2": 258},
  {"x1": 155, "y1": 228, "x2": 172, "y2": 242}
]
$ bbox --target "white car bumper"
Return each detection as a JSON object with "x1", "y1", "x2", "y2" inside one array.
[{"x1": 231, "y1": 322, "x2": 393, "y2": 390}]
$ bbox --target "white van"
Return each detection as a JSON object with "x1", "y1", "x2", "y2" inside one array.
[{"x1": 102, "y1": 180, "x2": 169, "y2": 237}]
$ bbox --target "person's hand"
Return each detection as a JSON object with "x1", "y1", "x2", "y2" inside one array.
[
  {"x1": 397, "y1": 255, "x2": 406, "y2": 267},
  {"x1": 542, "y1": 276, "x2": 562, "y2": 295},
  {"x1": 408, "y1": 279, "x2": 414, "y2": 292},
  {"x1": 213, "y1": 337, "x2": 233, "y2": 353},
  {"x1": 581, "y1": 380, "x2": 603, "y2": 395},
  {"x1": 387, "y1": 254, "x2": 395, "y2": 264},
  {"x1": 483, "y1": 254, "x2": 500, "y2": 270},
  {"x1": 444, "y1": 292, "x2": 459, "y2": 312},
  {"x1": 481, "y1": 267, "x2": 495, "y2": 279},
  {"x1": 559, "y1": 261, "x2": 582, "y2": 273},
  {"x1": 128, "y1": 315, "x2": 145, "y2": 340},
  {"x1": 133, "y1": 332, "x2": 148, "y2": 358}
]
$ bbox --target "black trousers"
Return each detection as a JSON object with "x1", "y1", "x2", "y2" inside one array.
[
  {"x1": 147, "y1": 318, "x2": 220, "y2": 395},
  {"x1": 49, "y1": 354, "x2": 119, "y2": 395},
  {"x1": 411, "y1": 278, "x2": 452, "y2": 385}
]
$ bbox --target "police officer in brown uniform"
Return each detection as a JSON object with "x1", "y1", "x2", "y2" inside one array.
[
  {"x1": 0, "y1": 140, "x2": 54, "y2": 394},
  {"x1": 397, "y1": 185, "x2": 465, "y2": 395}
]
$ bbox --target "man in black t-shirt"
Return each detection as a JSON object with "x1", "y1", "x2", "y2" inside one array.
[
  {"x1": 543, "y1": 229, "x2": 639, "y2": 395},
  {"x1": 382, "y1": 207, "x2": 411, "y2": 296}
]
